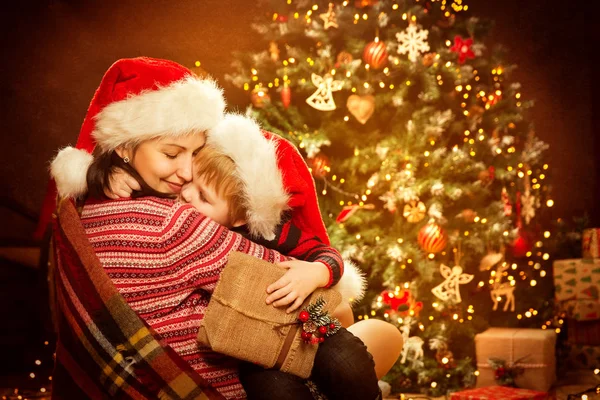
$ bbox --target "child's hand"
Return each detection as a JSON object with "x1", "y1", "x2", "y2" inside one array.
[
  {"x1": 105, "y1": 168, "x2": 141, "y2": 199},
  {"x1": 266, "y1": 260, "x2": 330, "y2": 313}
]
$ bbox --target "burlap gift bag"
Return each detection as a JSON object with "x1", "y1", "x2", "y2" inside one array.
[{"x1": 198, "y1": 252, "x2": 341, "y2": 379}]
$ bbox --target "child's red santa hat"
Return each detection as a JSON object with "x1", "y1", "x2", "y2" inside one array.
[
  {"x1": 207, "y1": 114, "x2": 367, "y2": 303},
  {"x1": 35, "y1": 57, "x2": 226, "y2": 237}
]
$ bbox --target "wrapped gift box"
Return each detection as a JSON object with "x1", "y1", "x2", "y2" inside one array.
[
  {"x1": 583, "y1": 228, "x2": 600, "y2": 259},
  {"x1": 553, "y1": 259, "x2": 600, "y2": 302},
  {"x1": 565, "y1": 343, "x2": 600, "y2": 369},
  {"x1": 475, "y1": 328, "x2": 556, "y2": 392},
  {"x1": 560, "y1": 299, "x2": 600, "y2": 321},
  {"x1": 567, "y1": 319, "x2": 600, "y2": 345},
  {"x1": 450, "y1": 386, "x2": 549, "y2": 400}
]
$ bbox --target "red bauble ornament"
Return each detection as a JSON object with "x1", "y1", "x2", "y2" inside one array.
[
  {"x1": 318, "y1": 326, "x2": 328, "y2": 335},
  {"x1": 418, "y1": 221, "x2": 447, "y2": 253},
  {"x1": 299, "y1": 310, "x2": 310, "y2": 322},
  {"x1": 277, "y1": 14, "x2": 289, "y2": 23},
  {"x1": 281, "y1": 84, "x2": 291, "y2": 109},
  {"x1": 510, "y1": 229, "x2": 533, "y2": 258},
  {"x1": 301, "y1": 331, "x2": 312, "y2": 341},
  {"x1": 308, "y1": 153, "x2": 330, "y2": 178},
  {"x1": 329, "y1": 323, "x2": 336, "y2": 330},
  {"x1": 363, "y1": 40, "x2": 388, "y2": 70}
]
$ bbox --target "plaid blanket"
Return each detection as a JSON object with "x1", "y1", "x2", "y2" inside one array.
[{"x1": 50, "y1": 198, "x2": 224, "y2": 400}]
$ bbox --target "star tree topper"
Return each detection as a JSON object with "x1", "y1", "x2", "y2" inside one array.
[
  {"x1": 395, "y1": 23, "x2": 430, "y2": 62},
  {"x1": 306, "y1": 73, "x2": 344, "y2": 111}
]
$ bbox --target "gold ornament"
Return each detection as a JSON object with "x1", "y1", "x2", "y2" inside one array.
[
  {"x1": 269, "y1": 41, "x2": 280, "y2": 62},
  {"x1": 346, "y1": 94, "x2": 375, "y2": 124},
  {"x1": 403, "y1": 200, "x2": 426, "y2": 223},
  {"x1": 250, "y1": 86, "x2": 270, "y2": 108},
  {"x1": 320, "y1": 3, "x2": 339, "y2": 30},
  {"x1": 422, "y1": 52, "x2": 437, "y2": 67},
  {"x1": 306, "y1": 73, "x2": 344, "y2": 111},
  {"x1": 457, "y1": 208, "x2": 477, "y2": 223},
  {"x1": 336, "y1": 51, "x2": 354, "y2": 67}
]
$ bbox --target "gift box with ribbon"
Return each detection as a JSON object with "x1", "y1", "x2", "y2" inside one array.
[
  {"x1": 475, "y1": 328, "x2": 556, "y2": 392},
  {"x1": 450, "y1": 386, "x2": 549, "y2": 400},
  {"x1": 553, "y1": 258, "x2": 600, "y2": 302},
  {"x1": 583, "y1": 228, "x2": 600, "y2": 259},
  {"x1": 560, "y1": 299, "x2": 600, "y2": 321}
]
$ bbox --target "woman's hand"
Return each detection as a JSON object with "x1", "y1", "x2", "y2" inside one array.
[
  {"x1": 105, "y1": 168, "x2": 141, "y2": 199},
  {"x1": 266, "y1": 260, "x2": 330, "y2": 313}
]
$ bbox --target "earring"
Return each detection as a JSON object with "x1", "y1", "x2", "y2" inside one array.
[{"x1": 123, "y1": 156, "x2": 130, "y2": 164}]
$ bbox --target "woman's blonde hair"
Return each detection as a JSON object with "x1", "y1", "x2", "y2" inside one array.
[{"x1": 193, "y1": 145, "x2": 247, "y2": 225}]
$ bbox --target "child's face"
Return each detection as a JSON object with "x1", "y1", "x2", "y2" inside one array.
[{"x1": 180, "y1": 175, "x2": 232, "y2": 227}]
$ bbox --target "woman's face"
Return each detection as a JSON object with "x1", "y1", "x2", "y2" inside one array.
[{"x1": 119, "y1": 133, "x2": 206, "y2": 194}]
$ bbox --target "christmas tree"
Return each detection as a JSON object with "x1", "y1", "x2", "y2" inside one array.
[{"x1": 226, "y1": 0, "x2": 557, "y2": 394}]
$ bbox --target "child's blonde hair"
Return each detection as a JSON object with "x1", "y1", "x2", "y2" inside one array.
[{"x1": 193, "y1": 145, "x2": 247, "y2": 225}]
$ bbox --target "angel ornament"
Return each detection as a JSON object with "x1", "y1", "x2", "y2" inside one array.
[
  {"x1": 431, "y1": 262, "x2": 474, "y2": 304},
  {"x1": 306, "y1": 73, "x2": 344, "y2": 111}
]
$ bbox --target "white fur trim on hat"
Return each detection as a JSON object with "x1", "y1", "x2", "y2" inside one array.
[
  {"x1": 50, "y1": 147, "x2": 94, "y2": 198},
  {"x1": 94, "y1": 77, "x2": 225, "y2": 151},
  {"x1": 332, "y1": 260, "x2": 367, "y2": 305},
  {"x1": 207, "y1": 114, "x2": 290, "y2": 240}
]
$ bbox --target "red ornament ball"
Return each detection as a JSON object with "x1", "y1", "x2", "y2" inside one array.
[
  {"x1": 318, "y1": 326, "x2": 328, "y2": 335},
  {"x1": 299, "y1": 310, "x2": 310, "y2": 322},
  {"x1": 308, "y1": 153, "x2": 330, "y2": 178},
  {"x1": 319, "y1": 337, "x2": 325, "y2": 343},
  {"x1": 301, "y1": 331, "x2": 312, "y2": 341},
  {"x1": 418, "y1": 222, "x2": 447, "y2": 253},
  {"x1": 329, "y1": 323, "x2": 336, "y2": 330},
  {"x1": 281, "y1": 84, "x2": 291, "y2": 109},
  {"x1": 363, "y1": 40, "x2": 388, "y2": 70},
  {"x1": 510, "y1": 229, "x2": 533, "y2": 258}
]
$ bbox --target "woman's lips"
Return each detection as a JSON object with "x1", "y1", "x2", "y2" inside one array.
[{"x1": 165, "y1": 181, "x2": 183, "y2": 193}]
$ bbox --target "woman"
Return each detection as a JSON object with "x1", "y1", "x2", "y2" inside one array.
[{"x1": 45, "y1": 57, "x2": 384, "y2": 400}]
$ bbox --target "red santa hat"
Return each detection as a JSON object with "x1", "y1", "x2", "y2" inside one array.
[
  {"x1": 35, "y1": 57, "x2": 226, "y2": 238},
  {"x1": 207, "y1": 114, "x2": 366, "y2": 302}
]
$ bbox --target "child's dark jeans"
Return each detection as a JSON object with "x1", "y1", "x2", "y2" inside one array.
[{"x1": 239, "y1": 328, "x2": 381, "y2": 400}]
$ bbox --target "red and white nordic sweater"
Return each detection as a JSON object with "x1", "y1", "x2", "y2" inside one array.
[{"x1": 81, "y1": 196, "x2": 287, "y2": 399}]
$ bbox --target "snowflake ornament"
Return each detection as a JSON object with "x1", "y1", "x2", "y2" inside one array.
[
  {"x1": 431, "y1": 182, "x2": 445, "y2": 196},
  {"x1": 380, "y1": 191, "x2": 398, "y2": 212},
  {"x1": 378, "y1": 12, "x2": 389, "y2": 27},
  {"x1": 521, "y1": 190, "x2": 536, "y2": 224},
  {"x1": 387, "y1": 245, "x2": 406, "y2": 262},
  {"x1": 396, "y1": 24, "x2": 430, "y2": 62}
]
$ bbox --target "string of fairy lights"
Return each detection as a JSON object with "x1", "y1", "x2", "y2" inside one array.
[{"x1": 235, "y1": 0, "x2": 561, "y2": 324}]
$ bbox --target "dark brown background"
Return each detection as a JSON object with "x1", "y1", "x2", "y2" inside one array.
[{"x1": 0, "y1": 0, "x2": 595, "y2": 242}]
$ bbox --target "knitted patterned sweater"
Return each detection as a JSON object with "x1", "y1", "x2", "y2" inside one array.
[{"x1": 81, "y1": 196, "x2": 287, "y2": 400}]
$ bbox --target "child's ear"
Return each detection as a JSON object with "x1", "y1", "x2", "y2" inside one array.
[{"x1": 231, "y1": 219, "x2": 247, "y2": 228}]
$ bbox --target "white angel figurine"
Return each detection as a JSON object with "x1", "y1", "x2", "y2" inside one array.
[
  {"x1": 431, "y1": 264, "x2": 474, "y2": 304},
  {"x1": 305, "y1": 73, "x2": 344, "y2": 111}
]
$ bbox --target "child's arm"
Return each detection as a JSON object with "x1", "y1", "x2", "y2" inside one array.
[
  {"x1": 252, "y1": 213, "x2": 345, "y2": 313},
  {"x1": 253, "y1": 212, "x2": 344, "y2": 286}
]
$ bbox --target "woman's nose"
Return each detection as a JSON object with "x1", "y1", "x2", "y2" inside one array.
[{"x1": 176, "y1": 157, "x2": 193, "y2": 182}]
